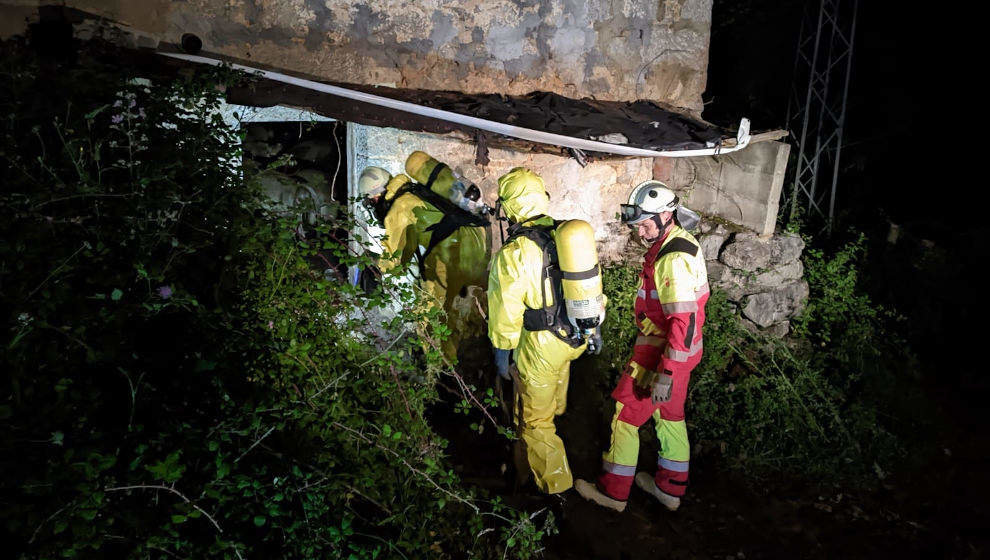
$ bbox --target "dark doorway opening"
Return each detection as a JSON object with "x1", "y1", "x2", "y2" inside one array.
[{"x1": 241, "y1": 120, "x2": 349, "y2": 279}]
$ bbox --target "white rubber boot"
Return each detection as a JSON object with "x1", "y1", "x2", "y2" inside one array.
[
  {"x1": 635, "y1": 472, "x2": 681, "y2": 511},
  {"x1": 574, "y1": 479, "x2": 626, "y2": 512}
]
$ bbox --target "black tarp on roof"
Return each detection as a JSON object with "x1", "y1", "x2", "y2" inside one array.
[
  {"x1": 222, "y1": 70, "x2": 727, "y2": 160},
  {"x1": 362, "y1": 89, "x2": 725, "y2": 152}
]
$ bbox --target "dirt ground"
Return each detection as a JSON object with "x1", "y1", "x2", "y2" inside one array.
[{"x1": 437, "y1": 352, "x2": 990, "y2": 560}]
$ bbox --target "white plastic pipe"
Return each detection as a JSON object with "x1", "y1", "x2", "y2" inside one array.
[{"x1": 160, "y1": 52, "x2": 751, "y2": 158}]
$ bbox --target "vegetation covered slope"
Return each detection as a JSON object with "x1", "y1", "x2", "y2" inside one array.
[{"x1": 0, "y1": 43, "x2": 545, "y2": 559}]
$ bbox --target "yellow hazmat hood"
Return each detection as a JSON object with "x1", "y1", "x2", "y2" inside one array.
[
  {"x1": 384, "y1": 174, "x2": 412, "y2": 201},
  {"x1": 497, "y1": 167, "x2": 549, "y2": 223}
]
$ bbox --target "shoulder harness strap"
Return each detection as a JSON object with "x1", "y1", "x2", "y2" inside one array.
[
  {"x1": 415, "y1": 178, "x2": 489, "y2": 268},
  {"x1": 658, "y1": 237, "x2": 699, "y2": 259},
  {"x1": 507, "y1": 219, "x2": 583, "y2": 348},
  {"x1": 377, "y1": 170, "x2": 489, "y2": 272}
]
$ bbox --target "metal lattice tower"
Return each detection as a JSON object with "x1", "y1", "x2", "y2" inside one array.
[{"x1": 784, "y1": 0, "x2": 859, "y2": 229}]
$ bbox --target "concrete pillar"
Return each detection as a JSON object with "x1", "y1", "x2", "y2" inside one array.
[{"x1": 653, "y1": 141, "x2": 790, "y2": 237}]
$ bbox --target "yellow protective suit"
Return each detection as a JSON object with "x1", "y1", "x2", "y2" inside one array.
[
  {"x1": 487, "y1": 168, "x2": 589, "y2": 494},
  {"x1": 379, "y1": 174, "x2": 490, "y2": 359}
]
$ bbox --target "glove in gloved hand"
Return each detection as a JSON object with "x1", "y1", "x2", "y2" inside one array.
[
  {"x1": 494, "y1": 348, "x2": 512, "y2": 380},
  {"x1": 585, "y1": 327, "x2": 603, "y2": 355},
  {"x1": 651, "y1": 370, "x2": 674, "y2": 405},
  {"x1": 634, "y1": 369, "x2": 674, "y2": 404},
  {"x1": 633, "y1": 369, "x2": 658, "y2": 400}
]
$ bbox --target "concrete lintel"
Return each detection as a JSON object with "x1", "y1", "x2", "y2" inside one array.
[{"x1": 219, "y1": 103, "x2": 334, "y2": 129}]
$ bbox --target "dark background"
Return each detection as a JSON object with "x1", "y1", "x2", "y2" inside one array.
[
  {"x1": 705, "y1": 0, "x2": 974, "y2": 230},
  {"x1": 704, "y1": 0, "x2": 986, "y2": 445}
]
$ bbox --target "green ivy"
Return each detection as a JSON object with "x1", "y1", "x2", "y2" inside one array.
[{"x1": 597, "y1": 265, "x2": 641, "y2": 373}]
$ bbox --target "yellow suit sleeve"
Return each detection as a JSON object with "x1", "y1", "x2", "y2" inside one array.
[
  {"x1": 487, "y1": 240, "x2": 531, "y2": 350},
  {"x1": 379, "y1": 194, "x2": 422, "y2": 273}
]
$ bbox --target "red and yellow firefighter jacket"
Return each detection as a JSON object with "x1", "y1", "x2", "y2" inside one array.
[{"x1": 631, "y1": 225, "x2": 709, "y2": 376}]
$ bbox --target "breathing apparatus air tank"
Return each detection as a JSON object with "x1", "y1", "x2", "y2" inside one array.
[
  {"x1": 405, "y1": 151, "x2": 491, "y2": 215},
  {"x1": 555, "y1": 219, "x2": 604, "y2": 337}
]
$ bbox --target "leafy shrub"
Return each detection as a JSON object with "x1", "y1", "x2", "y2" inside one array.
[
  {"x1": 597, "y1": 265, "x2": 641, "y2": 373},
  {"x1": 0, "y1": 41, "x2": 546, "y2": 558}
]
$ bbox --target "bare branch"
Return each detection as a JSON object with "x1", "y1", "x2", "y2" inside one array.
[
  {"x1": 104, "y1": 484, "x2": 223, "y2": 534},
  {"x1": 31, "y1": 192, "x2": 136, "y2": 210},
  {"x1": 343, "y1": 483, "x2": 392, "y2": 515},
  {"x1": 234, "y1": 425, "x2": 276, "y2": 463},
  {"x1": 332, "y1": 421, "x2": 479, "y2": 514},
  {"x1": 29, "y1": 501, "x2": 75, "y2": 544},
  {"x1": 28, "y1": 244, "x2": 86, "y2": 299}
]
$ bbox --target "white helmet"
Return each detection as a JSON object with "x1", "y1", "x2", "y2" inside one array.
[
  {"x1": 358, "y1": 166, "x2": 391, "y2": 198},
  {"x1": 621, "y1": 180, "x2": 701, "y2": 231},
  {"x1": 621, "y1": 180, "x2": 679, "y2": 224}
]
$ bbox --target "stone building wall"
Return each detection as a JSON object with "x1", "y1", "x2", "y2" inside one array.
[
  {"x1": 0, "y1": 0, "x2": 714, "y2": 114},
  {"x1": 349, "y1": 123, "x2": 653, "y2": 261}
]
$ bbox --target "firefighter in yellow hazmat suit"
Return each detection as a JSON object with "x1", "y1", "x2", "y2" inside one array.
[
  {"x1": 356, "y1": 166, "x2": 391, "y2": 252},
  {"x1": 488, "y1": 167, "x2": 603, "y2": 494},
  {"x1": 375, "y1": 153, "x2": 490, "y2": 360},
  {"x1": 377, "y1": 172, "x2": 417, "y2": 270}
]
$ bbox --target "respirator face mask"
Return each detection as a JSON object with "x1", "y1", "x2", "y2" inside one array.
[{"x1": 449, "y1": 176, "x2": 490, "y2": 215}]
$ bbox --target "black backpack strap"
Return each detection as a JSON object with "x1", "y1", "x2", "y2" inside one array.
[
  {"x1": 376, "y1": 181, "x2": 488, "y2": 280},
  {"x1": 405, "y1": 182, "x2": 489, "y2": 269},
  {"x1": 509, "y1": 224, "x2": 582, "y2": 348},
  {"x1": 517, "y1": 226, "x2": 556, "y2": 329},
  {"x1": 418, "y1": 210, "x2": 488, "y2": 268},
  {"x1": 425, "y1": 162, "x2": 447, "y2": 191},
  {"x1": 505, "y1": 215, "x2": 550, "y2": 237},
  {"x1": 375, "y1": 182, "x2": 419, "y2": 222},
  {"x1": 407, "y1": 183, "x2": 488, "y2": 228}
]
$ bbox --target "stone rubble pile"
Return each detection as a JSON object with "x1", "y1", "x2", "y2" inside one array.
[{"x1": 697, "y1": 220, "x2": 808, "y2": 337}]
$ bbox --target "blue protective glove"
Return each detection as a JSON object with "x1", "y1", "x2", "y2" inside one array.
[{"x1": 494, "y1": 348, "x2": 511, "y2": 380}]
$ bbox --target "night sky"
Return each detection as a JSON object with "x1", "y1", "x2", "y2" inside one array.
[{"x1": 706, "y1": 0, "x2": 974, "y2": 237}]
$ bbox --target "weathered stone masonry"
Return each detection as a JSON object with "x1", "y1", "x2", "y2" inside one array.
[
  {"x1": 2, "y1": 0, "x2": 714, "y2": 114},
  {"x1": 696, "y1": 220, "x2": 807, "y2": 336}
]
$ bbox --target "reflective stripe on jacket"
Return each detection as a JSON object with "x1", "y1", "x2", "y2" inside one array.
[{"x1": 631, "y1": 225, "x2": 709, "y2": 373}]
